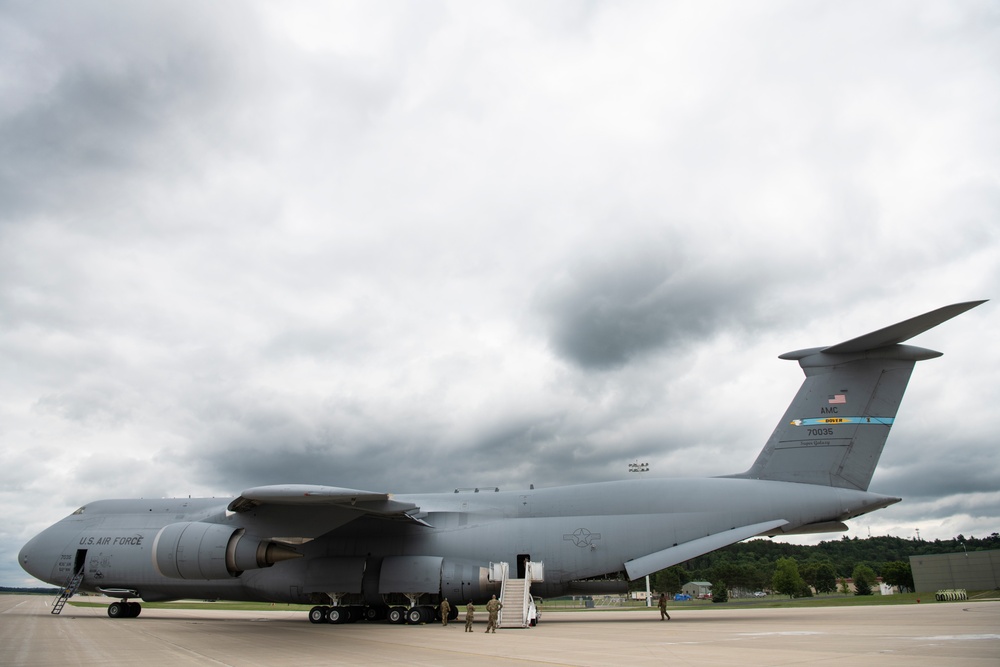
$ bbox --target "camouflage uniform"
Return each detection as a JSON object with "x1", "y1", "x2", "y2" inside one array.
[
  {"x1": 658, "y1": 593, "x2": 671, "y2": 620},
  {"x1": 439, "y1": 598, "x2": 451, "y2": 626},
  {"x1": 485, "y1": 595, "x2": 502, "y2": 633},
  {"x1": 465, "y1": 602, "x2": 475, "y2": 631}
]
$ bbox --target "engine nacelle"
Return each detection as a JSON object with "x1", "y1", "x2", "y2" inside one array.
[{"x1": 153, "y1": 522, "x2": 300, "y2": 580}]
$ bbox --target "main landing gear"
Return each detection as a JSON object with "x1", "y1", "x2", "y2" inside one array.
[
  {"x1": 309, "y1": 604, "x2": 441, "y2": 625},
  {"x1": 307, "y1": 605, "x2": 369, "y2": 624}
]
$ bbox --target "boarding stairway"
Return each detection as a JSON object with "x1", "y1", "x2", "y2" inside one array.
[
  {"x1": 52, "y1": 570, "x2": 84, "y2": 615},
  {"x1": 494, "y1": 560, "x2": 544, "y2": 628}
]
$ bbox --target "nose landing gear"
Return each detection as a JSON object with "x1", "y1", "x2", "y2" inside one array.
[{"x1": 107, "y1": 600, "x2": 141, "y2": 618}]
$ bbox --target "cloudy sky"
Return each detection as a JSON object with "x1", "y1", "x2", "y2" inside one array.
[{"x1": 2, "y1": 1, "x2": 998, "y2": 586}]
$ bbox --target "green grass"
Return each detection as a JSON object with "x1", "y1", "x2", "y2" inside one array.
[{"x1": 557, "y1": 591, "x2": 997, "y2": 611}]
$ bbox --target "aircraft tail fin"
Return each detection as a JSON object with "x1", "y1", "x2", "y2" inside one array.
[{"x1": 730, "y1": 300, "x2": 986, "y2": 491}]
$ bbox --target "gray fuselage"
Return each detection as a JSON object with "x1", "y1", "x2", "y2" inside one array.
[{"x1": 19, "y1": 476, "x2": 896, "y2": 605}]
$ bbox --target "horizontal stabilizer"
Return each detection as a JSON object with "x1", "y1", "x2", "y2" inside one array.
[
  {"x1": 623, "y1": 519, "x2": 788, "y2": 580},
  {"x1": 820, "y1": 300, "x2": 986, "y2": 355}
]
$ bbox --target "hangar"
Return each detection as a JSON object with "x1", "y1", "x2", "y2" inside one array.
[
  {"x1": 909, "y1": 549, "x2": 1000, "y2": 592},
  {"x1": 681, "y1": 581, "x2": 713, "y2": 598}
]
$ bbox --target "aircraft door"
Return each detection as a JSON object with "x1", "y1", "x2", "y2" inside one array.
[{"x1": 517, "y1": 554, "x2": 530, "y2": 579}]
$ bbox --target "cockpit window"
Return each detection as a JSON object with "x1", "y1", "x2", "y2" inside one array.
[{"x1": 71, "y1": 506, "x2": 86, "y2": 515}]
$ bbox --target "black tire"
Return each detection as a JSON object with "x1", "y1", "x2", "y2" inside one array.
[
  {"x1": 108, "y1": 602, "x2": 126, "y2": 618},
  {"x1": 406, "y1": 607, "x2": 424, "y2": 624},
  {"x1": 388, "y1": 606, "x2": 406, "y2": 624},
  {"x1": 327, "y1": 607, "x2": 347, "y2": 624},
  {"x1": 128, "y1": 602, "x2": 141, "y2": 618},
  {"x1": 364, "y1": 606, "x2": 386, "y2": 621},
  {"x1": 308, "y1": 606, "x2": 328, "y2": 624}
]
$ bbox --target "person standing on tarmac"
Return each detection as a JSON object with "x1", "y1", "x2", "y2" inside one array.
[
  {"x1": 439, "y1": 598, "x2": 451, "y2": 626},
  {"x1": 658, "y1": 593, "x2": 671, "y2": 621},
  {"x1": 465, "y1": 601, "x2": 475, "y2": 632},
  {"x1": 485, "y1": 595, "x2": 502, "y2": 633}
]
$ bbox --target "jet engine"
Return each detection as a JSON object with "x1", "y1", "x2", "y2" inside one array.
[{"x1": 153, "y1": 522, "x2": 300, "y2": 580}]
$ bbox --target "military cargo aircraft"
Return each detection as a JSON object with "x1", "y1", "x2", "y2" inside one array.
[{"x1": 19, "y1": 300, "x2": 985, "y2": 625}]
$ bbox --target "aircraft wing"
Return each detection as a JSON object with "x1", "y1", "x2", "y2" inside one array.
[
  {"x1": 228, "y1": 484, "x2": 431, "y2": 527},
  {"x1": 623, "y1": 519, "x2": 789, "y2": 580}
]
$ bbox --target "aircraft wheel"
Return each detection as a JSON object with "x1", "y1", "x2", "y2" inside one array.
[
  {"x1": 447, "y1": 606, "x2": 458, "y2": 621},
  {"x1": 308, "y1": 606, "x2": 328, "y2": 624},
  {"x1": 388, "y1": 606, "x2": 406, "y2": 624},
  {"x1": 364, "y1": 606, "x2": 386, "y2": 621},
  {"x1": 347, "y1": 605, "x2": 364, "y2": 622},
  {"x1": 108, "y1": 601, "x2": 126, "y2": 618},
  {"x1": 406, "y1": 607, "x2": 425, "y2": 624},
  {"x1": 327, "y1": 607, "x2": 350, "y2": 624},
  {"x1": 128, "y1": 602, "x2": 141, "y2": 618}
]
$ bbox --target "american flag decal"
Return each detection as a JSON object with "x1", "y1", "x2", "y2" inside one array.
[{"x1": 828, "y1": 394, "x2": 846, "y2": 404}]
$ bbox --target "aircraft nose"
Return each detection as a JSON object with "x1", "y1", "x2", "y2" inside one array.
[
  {"x1": 18, "y1": 531, "x2": 54, "y2": 583},
  {"x1": 19, "y1": 534, "x2": 40, "y2": 577}
]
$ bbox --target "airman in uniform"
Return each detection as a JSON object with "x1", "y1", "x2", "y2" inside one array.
[
  {"x1": 439, "y1": 597, "x2": 451, "y2": 626},
  {"x1": 658, "y1": 592, "x2": 671, "y2": 621},
  {"x1": 485, "y1": 594, "x2": 502, "y2": 633},
  {"x1": 465, "y1": 601, "x2": 475, "y2": 631}
]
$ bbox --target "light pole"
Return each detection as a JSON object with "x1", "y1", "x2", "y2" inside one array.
[{"x1": 628, "y1": 460, "x2": 651, "y2": 605}]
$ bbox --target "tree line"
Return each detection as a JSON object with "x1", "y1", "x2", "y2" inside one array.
[{"x1": 642, "y1": 532, "x2": 999, "y2": 599}]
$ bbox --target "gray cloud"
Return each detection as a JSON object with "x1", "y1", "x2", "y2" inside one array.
[
  {"x1": 0, "y1": 4, "x2": 260, "y2": 220},
  {"x1": 535, "y1": 241, "x2": 783, "y2": 369},
  {"x1": 875, "y1": 435, "x2": 1000, "y2": 501}
]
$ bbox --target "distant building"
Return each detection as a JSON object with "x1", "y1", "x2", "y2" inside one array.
[
  {"x1": 681, "y1": 581, "x2": 713, "y2": 598},
  {"x1": 909, "y1": 550, "x2": 1000, "y2": 592}
]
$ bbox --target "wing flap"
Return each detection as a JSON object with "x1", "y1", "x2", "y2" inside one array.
[
  {"x1": 763, "y1": 520, "x2": 848, "y2": 536},
  {"x1": 624, "y1": 519, "x2": 788, "y2": 580}
]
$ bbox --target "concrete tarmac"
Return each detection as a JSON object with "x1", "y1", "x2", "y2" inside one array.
[{"x1": 2, "y1": 595, "x2": 998, "y2": 666}]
